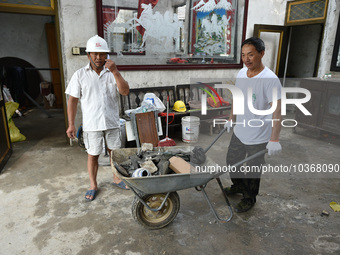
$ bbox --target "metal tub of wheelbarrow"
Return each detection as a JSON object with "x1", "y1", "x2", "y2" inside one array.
[
  {"x1": 110, "y1": 146, "x2": 228, "y2": 230},
  {"x1": 111, "y1": 146, "x2": 266, "y2": 230}
]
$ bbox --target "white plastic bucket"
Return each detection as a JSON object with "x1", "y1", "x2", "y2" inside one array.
[{"x1": 181, "y1": 116, "x2": 200, "y2": 143}]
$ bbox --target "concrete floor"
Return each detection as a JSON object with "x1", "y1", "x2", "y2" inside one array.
[{"x1": 1, "y1": 108, "x2": 340, "y2": 255}]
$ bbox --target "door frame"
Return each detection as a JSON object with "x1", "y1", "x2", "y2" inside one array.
[
  {"x1": 254, "y1": 23, "x2": 325, "y2": 80},
  {"x1": 0, "y1": 87, "x2": 12, "y2": 173},
  {"x1": 253, "y1": 24, "x2": 290, "y2": 78},
  {"x1": 0, "y1": 0, "x2": 67, "y2": 171}
]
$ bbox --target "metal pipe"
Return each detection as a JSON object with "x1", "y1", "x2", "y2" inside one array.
[{"x1": 283, "y1": 27, "x2": 292, "y2": 87}]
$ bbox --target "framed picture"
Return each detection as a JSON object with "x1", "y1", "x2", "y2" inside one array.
[
  {"x1": 189, "y1": 0, "x2": 238, "y2": 64},
  {"x1": 331, "y1": 16, "x2": 340, "y2": 72},
  {"x1": 96, "y1": 0, "x2": 248, "y2": 70},
  {"x1": 102, "y1": 6, "x2": 145, "y2": 55},
  {"x1": 285, "y1": 0, "x2": 329, "y2": 26},
  {"x1": 0, "y1": 0, "x2": 54, "y2": 15}
]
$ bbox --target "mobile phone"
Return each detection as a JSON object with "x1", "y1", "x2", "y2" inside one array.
[{"x1": 104, "y1": 54, "x2": 110, "y2": 67}]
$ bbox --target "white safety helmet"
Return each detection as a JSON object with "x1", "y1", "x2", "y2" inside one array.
[{"x1": 85, "y1": 35, "x2": 110, "y2": 53}]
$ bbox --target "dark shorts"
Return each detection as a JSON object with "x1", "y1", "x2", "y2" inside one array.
[{"x1": 226, "y1": 133, "x2": 267, "y2": 202}]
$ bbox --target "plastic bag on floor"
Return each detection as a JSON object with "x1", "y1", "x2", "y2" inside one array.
[
  {"x1": 330, "y1": 202, "x2": 340, "y2": 212},
  {"x1": 5, "y1": 102, "x2": 26, "y2": 142},
  {"x1": 3, "y1": 85, "x2": 22, "y2": 116}
]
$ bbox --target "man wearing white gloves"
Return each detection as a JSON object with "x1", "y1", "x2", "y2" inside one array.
[{"x1": 224, "y1": 37, "x2": 282, "y2": 212}]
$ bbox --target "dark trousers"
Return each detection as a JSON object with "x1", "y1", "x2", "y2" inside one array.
[{"x1": 226, "y1": 133, "x2": 267, "y2": 203}]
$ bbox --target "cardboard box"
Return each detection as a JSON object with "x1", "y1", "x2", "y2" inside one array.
[{"x1": 169, "y1": 156, "x2": 193, "y2": 174}]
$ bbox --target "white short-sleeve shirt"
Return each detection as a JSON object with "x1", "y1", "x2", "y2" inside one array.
[
  {"x1": 65, "y1": 64, "x2": 120, "y2": 132},
  {"x1": 234, "y1": 66, "x2": 282, "y2": 145}
]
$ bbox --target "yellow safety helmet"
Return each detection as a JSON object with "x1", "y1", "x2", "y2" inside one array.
[{"x1": 173, "y1": 100, "x2": 187, "y2": 112}]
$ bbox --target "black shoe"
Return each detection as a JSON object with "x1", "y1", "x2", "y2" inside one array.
[
  {"x1": 234, "y1": 198, "x2": 254, "y2": 213},
  {"x1": 224, "y1": 185, "x2": 243, "y2": 195}
]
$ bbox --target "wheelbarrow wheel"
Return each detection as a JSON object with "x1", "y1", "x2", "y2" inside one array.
[{"x1": 132, "y1": 192, "x2": 180, "y2": 230}]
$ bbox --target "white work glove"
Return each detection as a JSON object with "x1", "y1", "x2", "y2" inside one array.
[
  {"x1": 224, "y1": 121, "x2": 232, "y2": 133},
  {"x1": 266, "y1": 141, "x2": 282, "y2": 156}
]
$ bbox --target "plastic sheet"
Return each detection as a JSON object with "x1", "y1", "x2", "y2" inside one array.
[
  {"x1": 330, "y1": 202, "x2": 340, "y2": 212},
  {"x1": 124, "y1": 93, "x2": 165, "y2": 116},
  {"x1": 5, "y1": 102, "x2": 26, "y2": 143}
]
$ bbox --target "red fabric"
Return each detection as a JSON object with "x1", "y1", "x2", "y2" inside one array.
[
  {"x1": 170, "y1": 58, "x2": 188, "y2": 63},
  {"x1": 207, "y1": 97, "x2": 230, "y2": 108},
  {"x1": 158, "y1": 112, "x2": 175, "y2": 124},
  {"x1": 137, "y1": 0, "x2": 159, "y2": 36}
]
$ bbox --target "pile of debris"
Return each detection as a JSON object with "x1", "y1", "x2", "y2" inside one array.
[{"x1": 113, "y1": 143, "x2": 194, "y2": 177}]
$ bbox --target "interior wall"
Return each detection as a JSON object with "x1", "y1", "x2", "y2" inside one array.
[
  {"x1": 246, "y1": 0, "x2": 286, "y2": 37},
  {"x1": 0, "y1": 12, "x2": 53, "y2": 82},
  {"x1": 247, "y1": 0, "x2": 340, "y2": 78},
  {"x1": 58, "y1": 0, "x2": 289, "y2": 90},
  {"x1": 319, "y1": 0, "x2": 340, "y2": 77},
  {"x1": 287, "y1": 24, "x2": 323, "y2": 78},
  {"x1": 57, "y1": 0, "x2": 339, "y2": 95}
]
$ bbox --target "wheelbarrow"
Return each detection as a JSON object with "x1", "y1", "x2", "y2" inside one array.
[{"x1": 111, "y1": 146, "x2": 266, "y2": 230}]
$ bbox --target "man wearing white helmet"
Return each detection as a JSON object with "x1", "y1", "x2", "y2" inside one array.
[{"x1": 66, "y1": 35, "x2": 130, "y2": 201}]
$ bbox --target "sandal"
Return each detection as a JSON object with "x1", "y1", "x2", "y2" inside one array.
[
  {"x1": 112, "y1": 181, "x2": 129, "y2": 190},
  {"x1": 85, "y1": 189, "x2": 97, "y2": 201}
]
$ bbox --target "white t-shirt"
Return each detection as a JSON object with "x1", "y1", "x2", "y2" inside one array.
[
  {"x1": 65, "y1": 64, "x2": 120, "y2": 132},
  {"x1": 234, "y1": 66, "x2": 282, "y2": 145}
]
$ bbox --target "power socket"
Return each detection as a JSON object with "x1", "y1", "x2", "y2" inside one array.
[{"x1": 72, "y1": 47, "x2": 80, "y2": 55}]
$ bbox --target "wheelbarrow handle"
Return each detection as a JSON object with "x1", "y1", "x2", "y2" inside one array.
[
  {"x1": 231, "y1": 149, "x2": 267, "y2": 168},
  {"x1": 204, "y1": 126, "x2": 228, "y2": 153},
  {"x1": 213, "y1": 149, "x2": 267, "y2": 179}
]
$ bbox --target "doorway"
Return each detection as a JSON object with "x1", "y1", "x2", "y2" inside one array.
[
  {"x1": 286, "y1": 24, "x2": 323, "y2": 78},
  {"x1": 0, "y1": 2, "x2": 65, "y2": 172},
  {"x1": 254, "y1": 23, "x2": 324, "y2": 114},
  {"x1": 254, "y1": 23, "x2": 324, "y2": 79}
]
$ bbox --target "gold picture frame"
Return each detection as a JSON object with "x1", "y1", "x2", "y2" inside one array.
[
  {"x1": 285, "y1": 0, "x2": 329, "y2": 26},
  {"x1": 0, "y1": 0, "x2": 55, "y2": 15}
]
